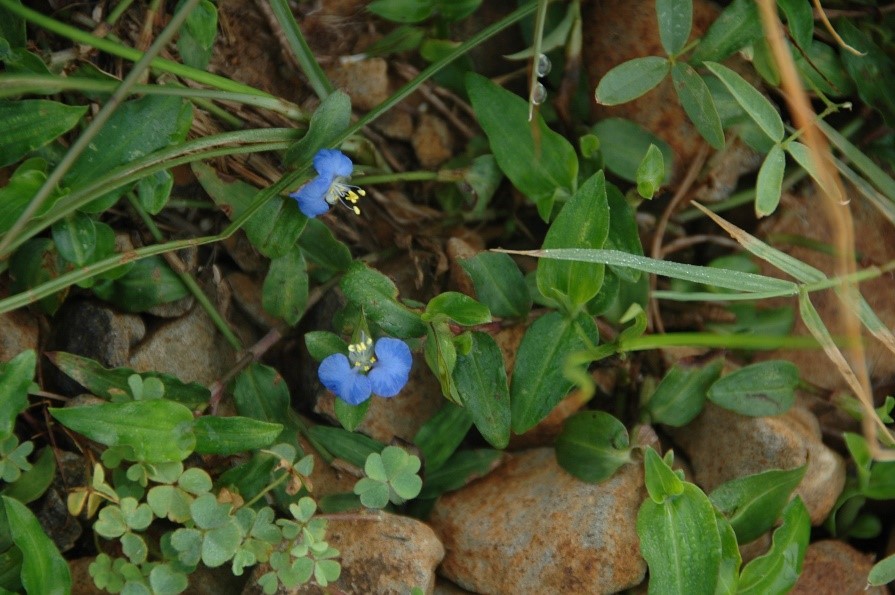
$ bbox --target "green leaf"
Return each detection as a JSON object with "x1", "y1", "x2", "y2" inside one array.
[
  {"x1": 413, "y1": 402, "x2": 473, "y2": 471},
  {"x1": 709, "y1": 465, "x2": 807, "y2": 543},
  {"x1": 595, "y1": 56, "x2": 670, "y2": 106},
  {"x1": 636, "y1": 144, "x2": 665, "y2": 199},
  {"x1": 604, "y1": 184, "x2": 643, "y2": 283},
  {"x1": 785, "y1": 141, "x2": 825, "y2": 191},
  {"x1": 194, "y1": 162, "x2": 306, "y2": 259},
  {"x1": 737, "y1": 498, "x2": 810, "y2": 594},
  {"x1": 637, "y1": 479, "x2": 721, "y2": 594},
  {"x1": 340, "y1": 262, "x2": 426, "y2": 339},
  {"x1": 691, "y1": 0, "x2": 763, "y2": 63},
  {"x1": 51, "y1": 211, "x2": 96, "y2": 267},
  {"x1": 434, "y1": 0, "x2": 480, "y2": 21},
  {"x1": 8, "y1": 238, "x2": 68, "y2": 315},
  {"x1": 592, "y1": 118, "x2": 674, "y2": 183},
  {"x1": 298, "y1": 218, "x2": 353, "y2": 272},
  {"x1": 537, "y1": 171, "x2": 610, "y2": 310},
  {"x1": 869, "y1": 552, "x2": 895, "y2": 587},
  {"x1": 554, "y1": 411, "x2": 631, "y2": 483},
  {"x1": 136, "y1": 170, "x2": 174, "y2": 215},
  {"x1": 367, "y1": 0, "x2": 434, "y2": 23},
  {"x1": 0, "y1": 99, "x2": 87, "y2": 168},
  {"x1": 1, "y1": 447, "x2": 54, "y2": 504},
  {"x1": 0, "y1": 350, "x2": 34, "y2": 438},
  {"x1": 333, "y1": 398, "x2": 370, "y2": 432},
  {"x1": 524, "y1": 248, "x2": 797, "y2": 296},
  {"x1": 838, "y1": 22, "x2": 895, "y2": 126},
  {"x1": 65, "y1": 95, "x2": 192, "y2": 212},
  {"x1": 232, "y1": 363, "x2": 291, "y2": 428},
  {"x1": 284, "y1": 91, "x2": 352, "y2": 167},
  {"x1": 45, "y1": 351, "x2": 210, "y2": 407},
  {"x1": 0, "y1": 1, "x2": 26, "y2": 47},
  {"x1": 644, "y1": 358, "x2": 722, "y2": 427},
  {"x1": 511, "y1": 312, "x2": 598, "y2": 434},
  {"x1": 671, "y1": 62, "x2": 725, "y2": 149},
  {"x1": 51, "y1": 400, "x2": 196, "y2": 463},
  {"x1": 466, "y1": 72, "x2": 578, "y2": 219},
  {"x1": 704, "y1": 62, "x2": 784, "y2": 143},
  {"x1": 707, "y1": 360, "x2": 798, "y2": 417},
  {"x1": 643, "y1": 447, "x2": 684, "y2": 503},
  {"x1": 452, "y1": 332, "x2": 510, "y2": 449},
  {"x1": 656, "y1": 0, "x2": 692, "y2": 56},
  {"x1": 714, "y1": 513, "x2": 741, "y2": 595},
  {"x1": 423, "y1": 292, "x2": 491, "y2": 326},
  {"x1": 424, "y1": 322, "x2": 460, "y2": 402},
  {"x1": 3, "y1": 496, "x2": 71, "y2": 595},
  {"x1": 755, "y1": 144, "x2": 785, "y2": 217},
  {"x1": 304, "y1": 331, "x2": 348, "y2": 362},
  {"x1": 176, "y1": 0, "x2": 217, "y2": 70},
  {"x1": 458, "y1": 252, "x2": 531, "y2": 318},
  {"x1": 101, "y1": 256, "x2": 189, "y2": 313},
  {"x1": 306, "y1": 425, "x2": 384, "y2": 469},
  {"x1": 0, "y1": 159, "x2": 60, "y2": 235},
  {"x1": 262, "y1": 245, "x2": 308, "y2": 326},
  {"x1": 777, "y1": 0, "x2": 813, "y2": 50},
  {"x1": 192, "y1": 416, "x2": 283, "y2": 456}
]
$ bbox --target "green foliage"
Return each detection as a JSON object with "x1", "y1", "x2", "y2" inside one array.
[
  {"x1": 595, "y1": 57, "x2": 670, "y2": 106},
  {"x1": 413, "y1": 402, "x2": 473, "y2": 471},
  {"x1": 642, "y1": 358, "x2": 722, "y2": 427},
  {"x1": 340, "y1": 262, "x2": 426, "y2": 339},
  {"x1": 4, "y1": 496, "x2": 71, "y2": 595},
  {"x1": 656, "y1": 0, "x2": 692, "y2": 57},
  {"x1": 0, "y1": 99, "x2": 86, "y2": 167},
  {"x1": 555, "y1": 411, "x2": 631, "y2": 483},
  {"x1": 466, "y1": 72, "x2": 578, "y2": 220},
  {"x1": 459, "y1": 252, "x2": 531, "y2": 319},
  {"x1": 635, "y1": 144, "x2": 664, "y2": 199},
  {"x1": 262, "y1": 245, "x2": 308, "y2": 325},
  {"x1": 592, "y1": 119, "x2": 674, "y2": 183},
  {"x1": 283, "y1": 91, "x2": 351, "y2": 168},
  {"x1": 354, "y1": 446, "x2": 422, "y2": 509},
  {"x1": 176, "y1": 0, "x2": 217, "y2": 70},
  {"x1": 451, "y1": 332, "x2": 510, "y2": 448},
  {"x1": 707, "y1": 360, "x2": 798, "y2": 417}
]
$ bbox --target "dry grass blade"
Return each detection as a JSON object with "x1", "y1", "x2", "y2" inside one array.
[{"x1": 756, "y1": 0, "x2": 888, "y2": 458}]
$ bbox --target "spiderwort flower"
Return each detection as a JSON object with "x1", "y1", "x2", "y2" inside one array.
[
  {"x1": 318, "y1": 333, "x2": 412, "y2": 406},
  {"x1": 289, "y1": 149, "x2": 365, "y2": 218}
]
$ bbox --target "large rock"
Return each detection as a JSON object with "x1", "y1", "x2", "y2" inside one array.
[
  {"x1": 128, "y1": 306, "x2": 235, "y2": 387},
  {"x1": 791, "y1": 540, "x2": 886, "y2": 595},
  {"x1": 667, "y1": 403, "x2": 845, "y2": 524},
  {"x1": 430, "y1": 448, "x2": 647, "y2": 594},
  {"x1": 244, "y1": 512, "x2": 444, "y2": 594}
]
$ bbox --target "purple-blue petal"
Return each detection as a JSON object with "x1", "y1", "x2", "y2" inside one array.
[
  {"x1": 290, "y1": 174, "x2": 333, "y2": 218},
  {"x1": 313, "y1": 149, "x2": 353, "y2": 178},
  {"x1": 318, "y1": 354, "x2": 372, "y2": 405},
  {"x1": 368, "y1": 338, "x2": 412, "y2": 398}
]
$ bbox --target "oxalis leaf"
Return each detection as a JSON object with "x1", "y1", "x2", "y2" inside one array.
[{"x1": 466, "y1": 72, "x2": 578, "y2": 220}]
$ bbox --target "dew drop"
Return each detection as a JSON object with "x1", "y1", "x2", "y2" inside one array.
[
  {"x1": 536, "y1": 53, "x2": 552, "y2": 78},
  {"x1": 531, "y1": 82, "x2": 548, "y2": 105}
]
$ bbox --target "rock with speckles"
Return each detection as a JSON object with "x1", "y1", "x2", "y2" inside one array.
[
  {"x1": 243, "y1": 512, "x2": 444, "y2": 594},
  {"x1": 429, "y1": 448, "x2": 647, "y2": 594},
  {"x1": 791, "y1": 540, "x2": 886, "y2": 595},
  {"x1": 666, "y1": 403, "x2": 845, "y2": 525}
]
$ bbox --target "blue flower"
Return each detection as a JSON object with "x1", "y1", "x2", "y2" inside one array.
[
  {"x1": 318, "y1": 334, "x2": 413, "y2": 405},
  {"x1": 289, "y1": 149, "x2": 365, "y2": 218}
]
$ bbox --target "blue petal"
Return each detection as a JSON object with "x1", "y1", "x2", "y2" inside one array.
[
  {"x1": 368, "y1": 338, "x2": 412, "y2": 398},
  {"x1": 290, "y1": 174, "x2": 332, "y2": 218},
  {"x1": 318, "y1": 354, "x2": 372, "y2": 405},
  {"x1": 313, "y1": 149, "x2": 353, "y2": 178}
]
